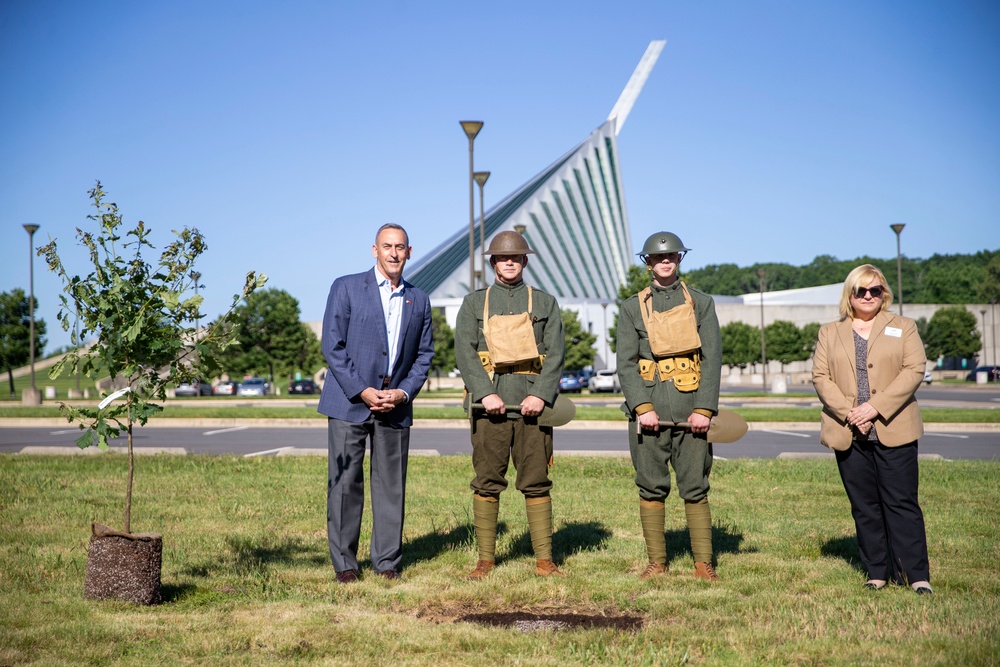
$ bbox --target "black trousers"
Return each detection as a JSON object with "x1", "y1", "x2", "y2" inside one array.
[{"x1": 836, "y1": 439, "x2": 930, "y2": 584}]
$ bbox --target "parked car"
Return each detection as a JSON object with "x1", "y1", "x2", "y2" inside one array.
[
  {"x1": 174, "y1": 378, "x2": 212, "y2": 397},
  {"x1": 236, "y1": 377, "x2": 269, "y2": 396},
  {"x1": 213, "y1": 380, "x2": 237, "y2": 396},
  {"x1": 965, "y1": 366, "x2": 1000, "y2": 382},
  {"x1": 288, "y1": 379, "x2": 317, "y2": 395},
  {"x1": 559, "y1": 371, "x2": 585, "y2": 393},
  {"x1": 588, "y1": 369, "x2": 621, "y2": 393},
  {"x1": 923, "y1": 370, "x2": 933, "y2": 385}
]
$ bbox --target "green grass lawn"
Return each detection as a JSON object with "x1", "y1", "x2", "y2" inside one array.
[{"x1": 1, "y1": 455, "x2": 997, "y2": 665}]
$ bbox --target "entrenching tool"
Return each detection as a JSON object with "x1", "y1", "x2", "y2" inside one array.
[
  {"x1": 470, "y1": 394, "x2": 577, "y2": 427},
  {"x1": 635, "y1": 408, "x2": 748, "y2": 443}
]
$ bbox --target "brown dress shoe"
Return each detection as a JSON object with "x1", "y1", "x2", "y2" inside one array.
[
  {"x1": 375, "y1": 570, "x2": 401, "y2": 580},
  {"x1": 694, "y1": 562, "x2": 720, "y2": 581},
  {"x1": 468, "y1": 560, "x2": 495, "y2": 580},
  {"x1": 535, "y1": 559, "x2": 566, "y2": 577},
  {"x1": 639, "y1": 562, "x2": 668, "y2": 580},
  {"x1": 336, "y1": 569, "x2": 360, "y2": 584}
]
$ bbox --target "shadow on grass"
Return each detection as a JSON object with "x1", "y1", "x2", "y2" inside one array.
[
  {"x1": 404, "y1": 522, "x2": 475, "y2": 566},
  {"x1": 506, "y1": 521, "x2": 613, "y2": 565},
  {"x1": 404, "y1": 520, "x2": 613, "y2": 567},
  {"x1": 820, "y1": 535, "x2": 865, "y2": 573},
  {"x1": 178, "y1": 534, "x2": 326, "y2": 579},
  {"x1": 664, "y1": 523, "x2": 757, "y2": 566}
]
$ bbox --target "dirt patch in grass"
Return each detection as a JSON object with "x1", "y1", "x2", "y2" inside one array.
[
  {"x1": 416, "y1": 603, "x2": 644, "y2": 632},
  {"x1": 458, "y1": 611, "x2": 644, "y2": 632}
]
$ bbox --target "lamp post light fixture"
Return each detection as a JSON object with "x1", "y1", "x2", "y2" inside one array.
[
  {"x1": 757, "y1": 268, "x2": 767, "y2": 394},
  {"x1": 514, "y1": 224, "x2": 526, "y2": 234},
  {"x1": 473, "y1": 170, "x2": 490, "y2": 288},
  {"x1": 890, "y1": 223, "x2": 905, "y2": 316},
  {"x1": 23, "y1": 224, "x2": 41, "y2": 405},
  {"x1": 460, "y1": 121, "x2": 483, "y2": 293}
]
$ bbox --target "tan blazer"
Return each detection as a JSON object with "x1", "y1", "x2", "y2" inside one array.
[{"x1": 812, "y1": 311, "x2": 925, "y2": 450}]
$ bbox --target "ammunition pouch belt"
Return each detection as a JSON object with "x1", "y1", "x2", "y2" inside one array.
[
  {"x1": 638, "y1": 354, "x2": 701, "y2": 392},
  {"x1": 479, "y1": 350, "x2": 544, "y2": 376}
]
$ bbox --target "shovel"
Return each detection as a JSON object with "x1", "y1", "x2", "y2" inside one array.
[
  {"x1": 470, "y1": 393, "x2": 577, "y2": 427},
  {"x1": 636, "y1": 408, "x2": 748, "y2": 443}
]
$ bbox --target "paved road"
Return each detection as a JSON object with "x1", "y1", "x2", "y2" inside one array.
[{"x1": 2, "y1": 425, "x2": 996, "y2": 460}]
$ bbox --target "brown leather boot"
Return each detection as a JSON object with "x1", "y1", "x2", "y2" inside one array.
[
  {"x1": 694, "y1": 561, "x2": 720, "y2": 581},
  {"x1": 469, "y1": 560, "x2": 495, "y2": 580},
  {"x1": 639, "y1": 562, "x2": 667, "y2": 580},
  {"x1": 535, "y1": 559, "x2": 565, "y2": 577}
]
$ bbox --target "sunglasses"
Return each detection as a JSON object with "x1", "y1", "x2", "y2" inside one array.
[{"x1": 854, "y1": 285, "x2": 885, "y2": 299}]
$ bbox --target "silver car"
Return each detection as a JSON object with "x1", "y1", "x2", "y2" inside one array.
[
  {"x1": 236, "y1": 378, "x2": 268, "y2": 397},
  {"x1": 588, "y1": 369, "x2": 621, "y2": 393}
]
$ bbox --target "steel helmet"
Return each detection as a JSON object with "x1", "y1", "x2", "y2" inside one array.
[
  {"x1": 486, "y1": 230, "x2": 535, "y2": 256},
  {"x1": 637, "y1": 231, "x2": 690, "y2": 257}
]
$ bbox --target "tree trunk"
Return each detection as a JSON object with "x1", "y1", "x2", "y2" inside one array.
[{"x1": 125, "y1": 420, "x2": 134, "y2": 534}]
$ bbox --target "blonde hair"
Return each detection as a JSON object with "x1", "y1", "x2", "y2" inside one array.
[{"x1": 839, "y1": 264, "x2": 894, "y2": 319}]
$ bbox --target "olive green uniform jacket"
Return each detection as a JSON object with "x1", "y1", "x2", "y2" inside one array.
[
  {"x1": 455, "y1": 281, "x2": 565, "y2": 407},
  {"x1": 617, "y1": 280, "x2": 722, "y2": 422}
]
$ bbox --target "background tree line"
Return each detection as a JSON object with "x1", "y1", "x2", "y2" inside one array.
[{"x1": 683, "y1": 251, "x2": 1000, "y2": 304}]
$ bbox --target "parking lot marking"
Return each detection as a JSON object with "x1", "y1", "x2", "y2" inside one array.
[
  {"x1": 760, "y1": 429, "x2": 811, "y2": 438},
  {"x1": 50, "y1": 429, "x2": 78, "y2": 435},
  {"x1": 924, "y1": 432, "x2": 969, "y2": 439},
  {"x1": 245, "y1": 447, "x2": 294, "y2": 457},
  {"x1": 203, "y1": 426, "x2": 250, "y2": 436}
]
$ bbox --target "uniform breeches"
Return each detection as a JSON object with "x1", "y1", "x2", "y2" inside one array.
[
  {"x1": 470, "y1": 415, "x2": 553, "y2": 498},
  {"x1": 629, "y1": 423, "x2": 712, "y2": 502}
]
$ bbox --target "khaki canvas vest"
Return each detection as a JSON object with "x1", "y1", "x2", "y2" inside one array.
[
  {"x1": 638, "y1": 282, "x2": 702, "y2": 392},
  {"x1": 481, "y1": 286, "x2": 540, "y2": 366}
]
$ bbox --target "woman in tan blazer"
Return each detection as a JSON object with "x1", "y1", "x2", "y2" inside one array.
[{"x1": 812, "y1": 264, "x2": 932, "y2": 595}]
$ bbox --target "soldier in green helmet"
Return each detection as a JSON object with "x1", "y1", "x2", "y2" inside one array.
[
  {"x1": 616, "y1": 231, "x2": 723, "y2": 581},
  {"x1": 454, "y1": 230, "x2": 566, "y2": 579}
]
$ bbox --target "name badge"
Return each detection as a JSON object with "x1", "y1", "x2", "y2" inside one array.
[{"x1": 885, "y1": 326, "x2": 902, "y2": 338}]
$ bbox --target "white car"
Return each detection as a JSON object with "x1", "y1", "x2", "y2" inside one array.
[
  {"x1": 588, "y1": 369, "x2": 621, "y2": 393},
  {"x1": 923, "y1": 370, "x2": 933, "y2": 385}
]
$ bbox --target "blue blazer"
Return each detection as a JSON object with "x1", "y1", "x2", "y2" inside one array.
[{"x1": 317, "y1": 268, "x2": 434, "y2": 427}]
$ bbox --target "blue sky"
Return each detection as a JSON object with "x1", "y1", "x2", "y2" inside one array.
[{"x1": 2, "y1": 1, "x2": 998, "y2": 352}]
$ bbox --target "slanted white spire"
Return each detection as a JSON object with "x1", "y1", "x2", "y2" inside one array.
[{"x1": 607, "y1": 40, "x2": 666, "y2": 136}]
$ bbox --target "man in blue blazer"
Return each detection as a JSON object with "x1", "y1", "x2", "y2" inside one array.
[{"x1": 318, "y1": 223, "x2": 434, "y2": 583}]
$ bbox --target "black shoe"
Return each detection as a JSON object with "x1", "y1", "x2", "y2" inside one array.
[
  {"x1": 375, "y1": 569, "x2": 401, "y2": 580},
  {"x1": 336, "y1": 569, "x2": 360, "y2": 584}
]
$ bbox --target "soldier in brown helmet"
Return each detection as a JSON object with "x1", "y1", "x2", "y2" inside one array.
[
  {"x1": 616, "y1": 231, "x2": 723, "y2": 581},
  {"x1": 454, "y1": 230, "x2": 566, "y2": 579}
]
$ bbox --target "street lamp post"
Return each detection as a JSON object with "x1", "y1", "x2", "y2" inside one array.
[
  {"x1": 757, "y1": 268, "x2": 767, "y2": 394},
  {"x1": 890, "y1": 224, "x2": 905, "y2": 316},
  {"x1": 23, "y1": 224, "x2": 41, "y2": 405},
  {"x1": 602, "y1": 302, "x2": 610, "y2": 370},
  {"x1": 460, "y1": 121, "x2": 483, "y2": 293},
  {"x1": 982, "y1": 309, "x2": 989, "y2": 366},
  {"x1": 992, "y1": 300, "x2": 998, "y2": 373},
  {"x1": 474, "y1": 170, "x2": 490, "y2": 288}
]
